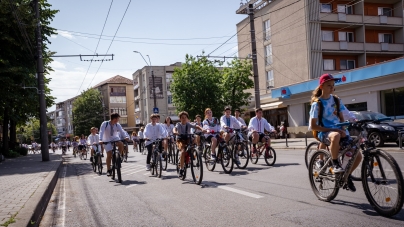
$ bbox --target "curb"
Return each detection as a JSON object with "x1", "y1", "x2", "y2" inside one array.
[{"x1": 9, "y1": 156, "x2": 62, "y2": 227}]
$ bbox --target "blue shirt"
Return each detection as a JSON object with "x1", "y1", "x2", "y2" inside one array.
[{"x1": 309, "y1": 96, "x2": 347, "y2": 129}]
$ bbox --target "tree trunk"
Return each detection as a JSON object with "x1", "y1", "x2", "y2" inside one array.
[
  {"x1": 2, "y1": 108, "x2": 9, "y2": 155},
  {"x1": 9, "y1": 118, "x2": 16, "y2": 150}
]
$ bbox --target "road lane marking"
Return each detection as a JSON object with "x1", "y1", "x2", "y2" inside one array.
[
  {"x1": 125, "y1": 184, "x2": 137, "y2": 188},
  {"x1": 121, "y1": 166, "x2": 144, "y2": 174},
  {"x1": 143, "y1": 172, "x2": 150, "y2": 175},
  {"x1": 126, "y1": 169, "x2": 146, "y2": 175},
  {"x1": 218, "y1": 186, "x2": 263, "y2": 199},
  {"x1": 58, "y1": 165, "x2": 67, "y2": 227}
]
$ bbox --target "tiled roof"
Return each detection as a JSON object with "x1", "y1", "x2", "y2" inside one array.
[{"x1": 92, "y1": 75, "x2": 133, "y2": 88}]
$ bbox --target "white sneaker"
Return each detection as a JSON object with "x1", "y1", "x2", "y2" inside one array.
[{"x1": 146, "y1": 164, "x2": 151, "y2": 171}]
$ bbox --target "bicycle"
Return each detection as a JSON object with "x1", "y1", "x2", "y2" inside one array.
[
  {"x1": 122, "y1": 141, "x2": 128, "y2": 162},
  {"x1": 176, "y1": 134, "x2": 203, "y2": 185},
  {"x1": 308, "y1": 120, "x2": 404, "y2": 217},
  {"x1": 148, "y1": 139, "x2": 163, "y2": 178},
  {"x1": 73, "y1": 146, "x2": 78, "y2": 158},
  {"x1": 78, "y1": 145, "x2": 87, "y2": 160},
  {"x1": 104, "y1": 140, "x2": 123, "y2": 183},
  {"x1": 249, "y1": 133, "x2": 276, "y2": 166},
  {"x1": 305, "y1": 139, "x2": 363, "y2": 181},
  {"x1": 61, "y1": 145, "x2": 67, "y2": 155},
  {"x1": 91, "y1": 144, "x2": 103, "y2": 174},
  {"x1": 227, "y1": 128, "x2": 250, "y2": 169},
  {"x1": 167, "y1": 135, "x2": 176, "y2": 165},
  {"x1": 203, "y1": 131, "x2": 233, "y2": 174}
]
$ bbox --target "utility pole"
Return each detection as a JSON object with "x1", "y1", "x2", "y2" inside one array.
[
  {"x1": 248, "y1": 4, "x2": 260, "y2": 108},
  {"x1": 34, "y1": 0, "x2": 49, "y2": 161}
]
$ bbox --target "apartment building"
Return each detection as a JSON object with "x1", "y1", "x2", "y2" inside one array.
[
  {"x1": 236, "y1": 0, "x2": 404, "y2": 133},
  {"x1": 132, "y1": 62, "x2": 182, "y2": 127},
  {"x1": 54, "y1": 97, "x2": 76, "y2": 137},
  {"x1": 92, "y1": 75, "x2": 135, "y2": 131}
]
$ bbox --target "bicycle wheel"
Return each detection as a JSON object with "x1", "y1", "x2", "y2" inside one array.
[
  {"x1": 124, "y1": 149, "x2": 128, "y2": 162},
  {"x1": 204, "y1": 146, "x2": 216, "y2": 171},
  {"x1": 250, "y1": 145, "x2": 259, "y2": 164},
  {"x1": 220, "y1": 147, "x2": 233, "y2": 174},
  {"x1": 175, "y1": 149, "x2": 180, "y2": 166},
  {"x1": 111, "y1": 154, "x2": 116, "y2": 180},
  {"x1": 79, "y1": 150, "x2": 83, "y2": 160},
  {"x1": 92, "y1": 158, "x2": 96, "y2": 172},
  {"x1": 264, "y1": 147, "x2": 276, "y2": 166},
  {"x1": 305, "y1": 141, "x2": 320, "y2": 169},
  {"x1": 162, "y1": 153, "x2": 168, "y2": 171},
  {"x1": 308, "y1": 149, "x2": 339, "y2": 202},
  {"x1": 97, "y1": 155, "x2": 103, "y2": 174},
  {"x1": 350, "y1": 154, "x2": 362, "y2": 181},
  {"x1": 84, "y1": 151, "x2": 87, "y2": 160},
  {"x1": 234, "y1": 142, "x2": 249, "y2": 169},
  {"x1": 190, "y1": 149, "x2": 203, "y2": 185},
  {"x1": 361, "y1": 149, "x2": 404, "y2": 217},
  {"x1": 157, "y1": 155, "x2": 162, "y2": 178}
]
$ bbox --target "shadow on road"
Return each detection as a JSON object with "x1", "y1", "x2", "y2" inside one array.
[
  {"x1": 272, "y1": 162, "x2": 300, "y2": 167},
  {"x1": 118, "y1": 180, "x2": 147, "y2": 186}
]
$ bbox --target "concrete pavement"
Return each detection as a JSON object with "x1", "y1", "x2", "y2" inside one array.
[{"x1": 0, "y1": 153, "x2": 62, "y2": 227}]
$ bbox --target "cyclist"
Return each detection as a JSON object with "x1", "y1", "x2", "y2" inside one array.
[
  {"x1": 118, "y1": 129, "x2": 130, "y2": 156},
  {"x1": 131, "y1": 132, "x2": 138, "y2": 152},
  {"x1": 138, "y1": 127, "x2": 145, "y2": 153},
  {"x1": 173, "y1": 111, "x2": 203, "y2": 177},
  {"x1": 220, "y1": 107, "x2": 246, "y2": 143},
  {"x1": 234, "y1": 109, "x2": 246, "y2": 126},
  {"x1": 143, "y1": 114, "x2": 166, "y2": 171},
  {"x1": 72, "y1": 136, "x2": 79, "y2": 155},
  {"x1": 191, "y1": 114, "x2": 204, "y2": 152},
  {"x1": 309, "y1": 74, "x2": 361, "y2": 192},
  {"x1": 202, "y1": 108, "x2": 222, "y2": 161},
  {"x1": 78, "y1": 134, "x2": 87, "y2": 159},
  {"x1": 247, "y1": 108, "x2": 275, "y2": 155},
  {"x1": 99, "y1": 113, "x2": 129, "y2": 176},
  {"x1": 87, "y1": 127, "x2": 101, "y2": 160}
]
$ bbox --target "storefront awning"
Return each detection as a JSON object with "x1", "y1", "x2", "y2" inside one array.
[{"x1": 261, "y1": 101, "x2": 286, "y2": 110}]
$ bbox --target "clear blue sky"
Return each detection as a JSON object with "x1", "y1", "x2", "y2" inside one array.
[{"x1": 47, "y1": 0, "x2": 247, "y2": 110}]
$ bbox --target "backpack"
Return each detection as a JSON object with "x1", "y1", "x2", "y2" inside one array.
[{"x1": 312, "y1": 95, "x2": 342, "y2": 141}]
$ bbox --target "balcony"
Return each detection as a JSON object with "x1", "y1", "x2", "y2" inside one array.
[
  {"x1": 364, "y1": 16, "x2": 403, "y2": 26},
  {"x1": 319, "y1": 13, "x2": 362, "y2": 23},
  {"x1": 135, "y1": 96, "x2": 140, "y2": 101},
  {"x1": 134, "y1": 84, "x2": 139, "y2": 90},
  {"x1": 365, "y1": 43, "x2": 404, "y2": 52},
  {"x1": 322, "y1": 42, "x2": 364, "y2": 51}
]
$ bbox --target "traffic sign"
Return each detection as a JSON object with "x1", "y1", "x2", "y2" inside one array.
[{"x1": 153, "y1": 107, "x2": 159, "y2": 114}]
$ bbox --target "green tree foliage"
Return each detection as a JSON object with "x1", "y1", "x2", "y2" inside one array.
[
  {"x1": 221, "y1": 59, "x2": 254, "y2": 111},
  {"x1": 73, "y1": 89, "x2": 106, "y2": 136},
  {"x1": 171, "y1": 55, "x2": 223, "y2": 119},
  {"x1": 21, "y1": 118, "x2": 57, "y2": 143},
  {"x1": 0, "y1": 0, "x2": 58, "y2": 152},
  {"x1": 171, "y1": 55, "x2": 254, "y2": 119}
]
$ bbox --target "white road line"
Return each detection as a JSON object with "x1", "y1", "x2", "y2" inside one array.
[
  {"x1": 126, "y1": 169, "x2": 146, "y2": 175},
  {"x1": 121, "y1": 166, "x2": 144, "y2": 174},
  {"x1": 58, "y1": 165, "x2": 67, "y2": 227},
  {"x1": 217, "y1": 186, "x2": 263, "y2": 199},
  {"x1": 143, "y1": 172, "x2": 150, "y2": 175},
  {"x1": 125, "y1": 184, "x2": 137, "y2": 188}
]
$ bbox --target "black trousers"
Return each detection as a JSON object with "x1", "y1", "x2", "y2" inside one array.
[
  {"x1": 146, "y1": 142, "x2": 162, "y2": 164},
  {"x1": 139, "y1": 139, "x2": 144, "y2": 152}
]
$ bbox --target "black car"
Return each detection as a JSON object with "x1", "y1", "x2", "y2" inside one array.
[{"x1": 350, "y1": 111, "x2": 404, "y2": 147}]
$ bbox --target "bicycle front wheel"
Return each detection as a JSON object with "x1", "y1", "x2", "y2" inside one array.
[
  {"x1": 250, "y1": 144, "x2": 259, "y2": 164},
  {"x1": 191, "y1": 149, "x2": 203, "y2": 185},
  {"x1": 220, "y1": 147, "x2": 233, "y2": 174},
  {"x1": 350, "y1": 155, "x2": 362, "y2": 181},
  {"x1": 84, "y1": 151, "x2": 87, "y2": 160},
  {"x1": 157, "y1": 155, "x2": 162, "y2": 178},
  {"x1": 162, "y1": 153, "x2": 168, "y2": 171},
  {"x1": 204, "y1": 146, "x2": 216, "y2": 171},
  {"x1": 97, "y1": 155, "x2": 103, "y2": 174},
  {"x1": 308, "y1": 149, "x2": 339, "y2": 202},
  {"x1": 305, "y1": 141, "x2": 320, "y2": 169},
  {"x1": 361, "y1": 149, "x2": 404, "y2": 217},
  {"x1": 264, "y1": 147, "x2": 276, "y2": 166},
  {"x1": 235, "y1": 142, "x2": 249, "y2": 169},
  {"x1": 92, "y1": 159, "x2": 96, "y2": 172},
  {"x1": 116, "y1": 154, "x2": 122, "y2": 183}
]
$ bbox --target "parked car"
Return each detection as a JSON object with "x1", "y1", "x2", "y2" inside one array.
[{"x1": 350, "y1": 111, "x2": 404, "y2": 147}]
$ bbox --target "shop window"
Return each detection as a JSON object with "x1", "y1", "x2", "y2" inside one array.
[
  {"x1": 340, "y1": 60, "x2": 355, "y2": 70},
  {"x1": 345, "y1": 102, "x2": 367, "y2": 111},
  {"x1": 381, "y1": 87, "x2": 404, "y2": 118},
  {"x1": 323, "y1": 59, "x2": 335, "y2": 70},
  {"x1": 304, "y1": 102, "x2": 311, "y2": 126}
]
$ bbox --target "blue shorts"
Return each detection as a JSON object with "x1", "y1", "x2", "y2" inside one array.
[{"x1": 319, "y1": 129, "x2": 350, "y2": 146}]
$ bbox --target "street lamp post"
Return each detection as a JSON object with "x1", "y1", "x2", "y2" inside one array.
[{"x1": 133, "y1": 51, "x2": 157, "y2": 109}]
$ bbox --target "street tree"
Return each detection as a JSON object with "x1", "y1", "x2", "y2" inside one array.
[
  {"x1": 21, "y1": 118, "x2": 57, "y2": 143},
  {"x1": 220, "y1": 59, "x2": 254, "y2": 111},
  {"x1": 73, "y1": 89, "x2": 106, "y2": 136},
  {"x1": 171, "y1": 55, "x2": 223, "y2": 119}
]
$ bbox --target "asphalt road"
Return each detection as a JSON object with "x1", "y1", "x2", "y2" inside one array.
[{"x1": 40, "y1": 146, "x2": 404, "y2": 227}]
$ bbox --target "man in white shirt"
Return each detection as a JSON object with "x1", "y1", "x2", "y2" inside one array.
[
  {"x1": 87, "y1": 127, "x2": 101, "y2": 159},
  {"x1": 99, "y1": 113, "x2": 129, "y2": 176},
  {"x1": 220, "y1": 107, "x2": 245, "y2": 143},
  {"x1": 143, "y1": 114, "x2": 166, "y2": 170},
  {"x1": 138, "y1": 127, "x2": 145, "y2": 153},
  {"x1": 234, "y1": 109, "x2": 246, "y2": 126},
  {"x1": 248, "y1": 108, "x2": 275, "y2": 153}
]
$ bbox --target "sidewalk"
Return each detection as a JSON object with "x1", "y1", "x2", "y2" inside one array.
[
  {"x1": 0, "y1": 153, "x2": 62, "y2": 227},
  {"x1": 271, "y1": 138, "x2": 404, "y2": 152}
]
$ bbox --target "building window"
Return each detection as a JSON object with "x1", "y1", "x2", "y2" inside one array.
[
  {"x1": 322, "y1": 31, "x2": 333, "y2": 41},
  {"x1": 381, "y1": 87, "x2": 404, "y2": 118},
  {"x1": 320, "y1": 4, "x2": 332, "y2": 13},
  {"x1": 378, "y1": 34, "x2": 393, "y2": 43},
  {"x1": 168, "y1": 95, "x2": 173, "y2": 104},
  {"x1": 110, "y1": 86, "x2": 126, "y2": 96},
  {"x1": 323, "y1": 59, "x2": 335, "y2": 70},
  {"x1": 119, "y1": 117, "x2": 128, "y2": 126},
  {"x1": 266, "y1": 70, "x2": 274, "y2": 89},
  {"x1": 338, "y1": 32, "x2": 354, "y2": 42},
  {"x1": 378, "y1": 7, "x2": 392, "y2": 17},
  {"x1": 265, "y1": 44, "x2": 272, "y2": 65},
  {"x1": 263, "y1": 20, "x2": 271, "y2": 41},
  {"x1": 340, "y1": 60, "x2": 355, "y2": 70},
  {"x1": 109, "y1": 96, "x2": 126, "y2": 103},
  {"x1": 337, "y1": 4, "x2": 353, "y2": 14}
]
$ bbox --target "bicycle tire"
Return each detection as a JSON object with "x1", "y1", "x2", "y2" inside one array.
[
  {"x1": 305, "y1": 141, "x2": 320, "y2": 169},
  {"x1": 250, "y1": 145, "x2": 259, "y2": 164},
  {"x1": 79, "y1": 151, "x2": 83, "y2": 160},
  {"x1": 350, "y1": 155, "x2": 362, "y2": 181},
  {"x1": 204, "y1": 146, "x2": 216, "y2": 171},
  {"x1": 308, "y1": 149, "x2": 339, "y2": 202},
  {"x1": 92, "y1": 159, "x2": 96, "y2": 172},
  {"x1": 157, "y1": 155, "x2": 162, "y2": 178},
  {"x1": 190, "y1": 149, "x2": 203, "y2": 185},
  {"x1": 124, "y1": 149, "x2": 128, "y2": 162},
  {"x1": 220, "y1": 147, "x2": 234, "y2": 174},
  {"x1": 97, "y1": 155, "x2": 103, "y2": 174},
  {"x1": 162, "y1": 153, "x2": 168, "y2": 171},
  {"x1": 84, "y1": 151, "x2": 87, "y2": 160},
  {"x1": 116, "y1": 155, "x2": 122, "y2": 183},
  {"x1": 234, "y1": 142, "x2": 249, "y2": 169},
  {"x1": 361, "y1": 149, "x2": 404, "y2": 217},
  {"x1": 264, "y1": 147, "x2": 276, "y2": 166}
]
